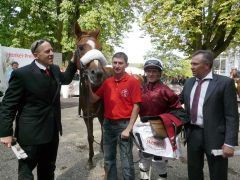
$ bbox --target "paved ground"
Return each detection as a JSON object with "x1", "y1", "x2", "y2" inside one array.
[{"x1": 1, "y1": 97, "x2": 240, "y2": 180}]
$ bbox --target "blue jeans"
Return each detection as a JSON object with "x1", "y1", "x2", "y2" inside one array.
[{"x1": 103, "y1": 119, "x2": 135, "y2": 180}]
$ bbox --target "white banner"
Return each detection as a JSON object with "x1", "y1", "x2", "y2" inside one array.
[
  {"x1": 0, "y1": 45, "x2": 62, "y2": 98},
  {"x1": 0, "y1": 45, "x2": 7, "y2": 97}
]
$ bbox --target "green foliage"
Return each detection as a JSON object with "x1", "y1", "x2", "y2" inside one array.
[
  {"x1": 144, "y1": 50, "x2": 192, "y2": 78},
  {"x1": 129, "y1": 63, "x2": 144, "y2": 69},
  {"x1": 0, "y1": 0, "x2": 136, "y2": 62},
  {"x1": 139, "y1": 0, "x2": 240, "y2": 58}
]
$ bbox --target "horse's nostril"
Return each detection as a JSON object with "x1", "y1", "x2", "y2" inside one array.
[{"x1": 96, "y1": 72, "x2": 103, "y2": 78}]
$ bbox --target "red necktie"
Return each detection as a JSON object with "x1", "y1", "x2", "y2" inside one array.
[
  {"x1": 191, "y1": 79, "x2": 205, "y2": 123},
  {"x1": 45, "y1": 68, "x2": 50, "y2": 76}
]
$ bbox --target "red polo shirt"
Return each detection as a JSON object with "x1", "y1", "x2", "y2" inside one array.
[{"x1": 96, "y1": 73, "x2": 142, "y2": 120}]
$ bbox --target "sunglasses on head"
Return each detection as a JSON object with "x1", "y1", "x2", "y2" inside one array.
[{"x1": 32, "y1": 40, "x2": 46, "y2": 53}]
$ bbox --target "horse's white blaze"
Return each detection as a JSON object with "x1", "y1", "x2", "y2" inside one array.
[
  {"x1": 87, "y1": 39, "x2": 96, "y2": 49},
  {"x1": 87, "y1": 60, "x2": 103, "y2": 85},
  {"x1": 93, "y1": 60, "x2": 100, "y2": 66}
]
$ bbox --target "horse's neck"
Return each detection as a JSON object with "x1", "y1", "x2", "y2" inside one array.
[
  {"x1": 103, "y1": 67, "x2": 114, "y2": 78},
  {"x1": 91, "y1": 85, "x2": 99, "y2": 92}
]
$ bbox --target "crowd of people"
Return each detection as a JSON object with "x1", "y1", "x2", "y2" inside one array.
[
  {"x1": 0, "y1": 39, "x2": 239, "y2": 180},
  {"x1": 162, "y1": 75, "x2": 187, "y2": 86}
]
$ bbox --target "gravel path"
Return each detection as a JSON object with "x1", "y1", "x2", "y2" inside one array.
[{"x1": 1, "y1": 97, "x2": 240, "y2": 180}]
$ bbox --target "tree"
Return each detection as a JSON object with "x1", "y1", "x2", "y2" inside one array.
[
  {"x1": 0, "y1": 0, "x2": 137, "y2": 62},
  {"x1": 144, "y1": 50, "x2": 192, "y2": 78},
  {"x1": 139, "y1": 0, "x2": 240, "y2": 58}
]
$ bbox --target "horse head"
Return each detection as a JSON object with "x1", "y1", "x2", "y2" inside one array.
[
  {"x1": 80, "y1": 49, "x2": 108, "y2": 87},
  {"x1": 73, "y1": 22, "x2": 109, "y2": 87}
]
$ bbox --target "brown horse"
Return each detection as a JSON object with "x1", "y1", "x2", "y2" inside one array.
[
  {"x1": 73, "y1": 22, "x2": 114, "y2": 165},
  {"x1": 73, "y1": 22, "x2": 144, "y2": 165}
]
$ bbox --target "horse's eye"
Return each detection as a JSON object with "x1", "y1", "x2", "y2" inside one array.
[
  {"x1": 78, "y1": 45, "x2": 84, "y2": 51},
  {"x1": 91, "y1": 70, "x2": 95, "y2": 74}
]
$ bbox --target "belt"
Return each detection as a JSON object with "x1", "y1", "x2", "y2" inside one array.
[
  {"x1": 105, "y1": 118, "x2": 130, "y2": 123},
  {"x1": 190, "y1": 124, "x2": 203, "y2": 129}
]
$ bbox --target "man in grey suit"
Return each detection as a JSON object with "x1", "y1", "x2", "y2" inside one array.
[
  {"x1": 180, "y1": 50, "x2": 239, "y2": 180},
  {"x1": 0, "y1": 39, "x2": 77, "y2": 180}
]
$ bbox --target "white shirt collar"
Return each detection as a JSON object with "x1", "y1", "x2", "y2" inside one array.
[
  {"x1": 196, "y1": 71, "x2": 213, "y2": 81},
  {"x1": 35, "y1": 60, "x2": 48, "y2": 70}
]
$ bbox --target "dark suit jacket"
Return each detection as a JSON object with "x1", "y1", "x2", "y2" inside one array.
[
  {"x1": 0, "y1": 61, "x2": 77, "y2": 145},
  {"x1": 180, "y1": 74, "x2": 239, "y2": 154}
]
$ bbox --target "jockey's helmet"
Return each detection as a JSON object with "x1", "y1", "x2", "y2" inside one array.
[{"x1": 144, "y1": 58, "x2": 163, "y2": 71}]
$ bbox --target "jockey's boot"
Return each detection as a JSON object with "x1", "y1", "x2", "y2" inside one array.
[
  {"x1": 140, "y1": 168, "x2": 149, "y2": 180},
  {"x1": 156, "y1": 173, "x2": 167, "y2": 180}
]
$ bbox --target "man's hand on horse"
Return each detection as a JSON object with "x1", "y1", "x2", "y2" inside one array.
[{"x1": 71, "y1": 50, "x2": 79, "y2": 64}]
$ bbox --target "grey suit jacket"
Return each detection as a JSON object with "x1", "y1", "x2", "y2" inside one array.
[{"x1": 181, "y1": 74, "x2": 239, "y2": 154}]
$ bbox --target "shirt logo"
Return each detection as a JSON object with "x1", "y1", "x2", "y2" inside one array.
[{"x1": 121, "y1": 89, "x2": 129, "y2": 97}]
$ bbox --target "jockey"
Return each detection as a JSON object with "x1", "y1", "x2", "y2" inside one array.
[{"x1": 138, "y1": 58, "x2": 186, "y2": 180}]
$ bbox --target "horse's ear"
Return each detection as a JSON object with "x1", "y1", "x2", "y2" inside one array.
[
  {"x1": 74, "y1": 22, "x2": 83, "y2": 37},
  {"x1": 90, "y1": 29, "x2": 100, "y2": 39}
]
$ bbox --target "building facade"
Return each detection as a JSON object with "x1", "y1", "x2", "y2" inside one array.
[{"x1": 214, "y1": 47, "x2": 240, "y2": 77}]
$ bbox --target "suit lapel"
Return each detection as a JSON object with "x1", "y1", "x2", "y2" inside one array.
[
  {"x1": 49, "y1": 65, "x2": 61, "y2": 104},
  {"x1": 30, "y1": 62, "x2": 52, "y2": 102},
  {"x1": 186, "y1": 78, "x2": 195, "y2": 111},
  {"x1": 30, "y1": 63, "x2": 61, "y2": 104},
  {"x1": 204, "y1": 74, "x2": 218, "y2": 104},
  {"x1": 30, "y1": 61, "x2": 49, "y2": 85},
  {"x1": 50, "y1": 65, "x2": 60, "y2": 83}
]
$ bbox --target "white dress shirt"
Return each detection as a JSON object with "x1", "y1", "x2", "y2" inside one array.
[
  {"x1": 190, "y1": 72, "x2": 233, "y2": 147},
  {"x1": 190, "y1": 72, "x2": 213, "y2": 127}
]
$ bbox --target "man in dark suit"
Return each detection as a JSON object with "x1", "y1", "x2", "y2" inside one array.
[
  {"x1": 0, "y1": 39, "x2": 77, "y2": 180},
  {"x1": 180, "y1": 50, "x2": 239, "y2": 180}
]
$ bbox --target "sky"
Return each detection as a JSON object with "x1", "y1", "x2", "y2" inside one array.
[{"x1": 114, "y1": 24, "x2": 152, "y2": 64}]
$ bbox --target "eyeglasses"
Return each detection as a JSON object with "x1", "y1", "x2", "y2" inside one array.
[{"x1": 31, "y1": 40, "x2": 46, "y2": 53}]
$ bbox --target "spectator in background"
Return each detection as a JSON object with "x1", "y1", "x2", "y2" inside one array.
[
  {"x1": 6, "y1": 61, "x2": 19, "y2": 81},
  {"x1": 11, "y1": 61, "x2": 19, "y2": 70}
]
